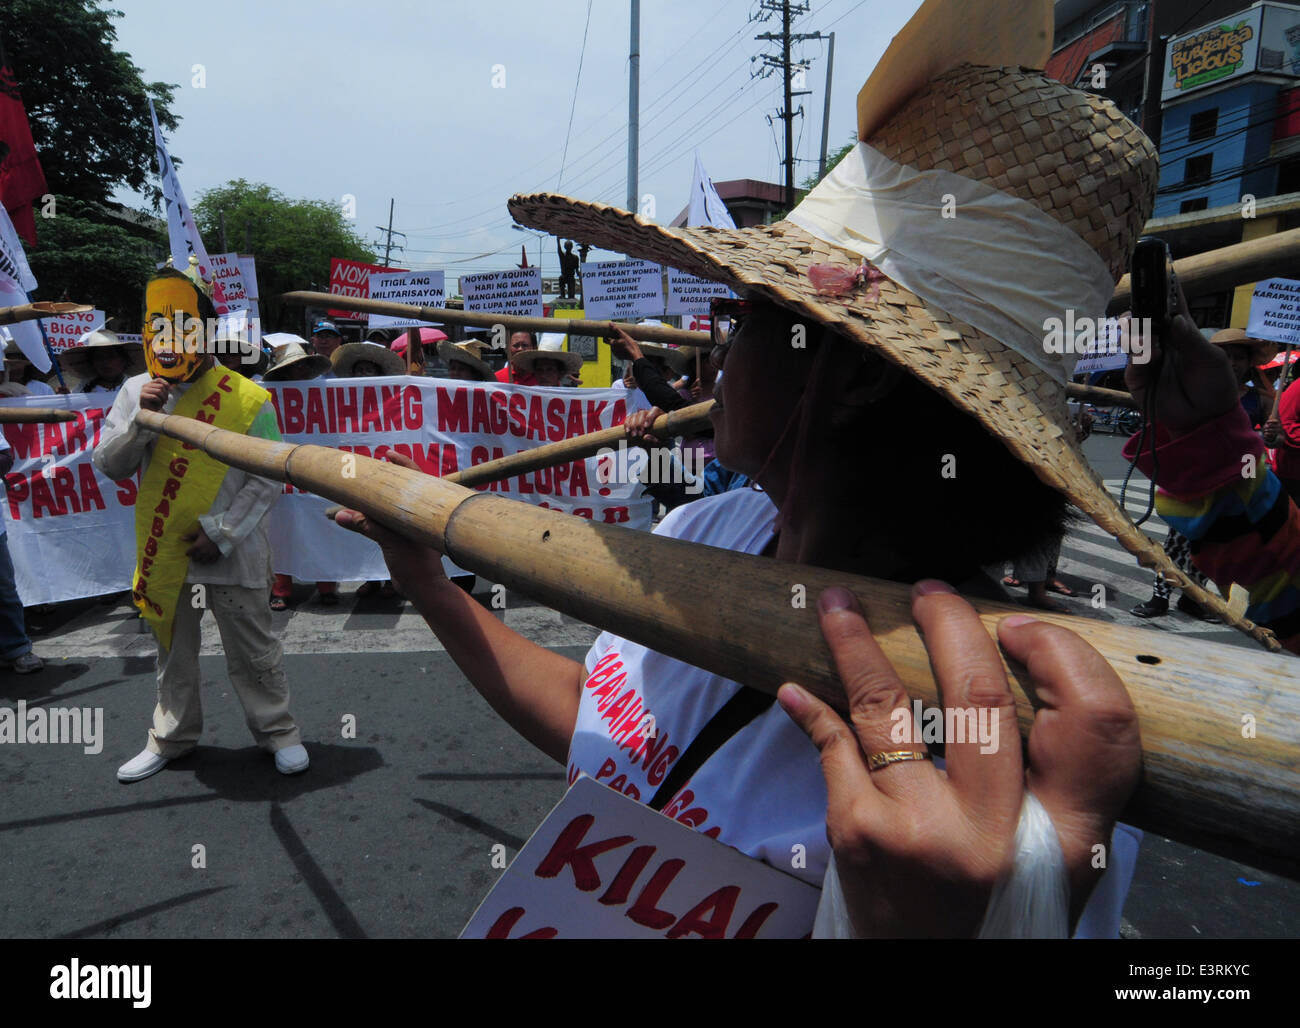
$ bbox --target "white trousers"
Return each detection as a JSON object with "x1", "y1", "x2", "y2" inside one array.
[{"x1": 146, "y1": 583, "x2": 301, "y2": 757}]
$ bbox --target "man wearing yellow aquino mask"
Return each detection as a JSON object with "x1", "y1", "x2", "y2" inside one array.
[{"x1": 94, "y1": 269, "x2": 309, "y2": 782}]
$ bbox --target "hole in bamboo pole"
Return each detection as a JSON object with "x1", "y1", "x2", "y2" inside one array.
[{"x1": 1136, "y1": 654, "x2": 1161, "y2": 665}]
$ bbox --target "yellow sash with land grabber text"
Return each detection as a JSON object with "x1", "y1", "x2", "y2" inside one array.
[{"x1": 132, "y1": 367, "x2": 269, "y2": 649}]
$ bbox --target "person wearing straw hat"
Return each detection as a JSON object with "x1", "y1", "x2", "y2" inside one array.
[
  {"x1": 331, "y1": 340, "x2": 407, "y2": 379},
  {"x1": 335, "y1": 0, "x2": 1195, "y2": 936},
  {"x1": 61, "y1": 329, "x2": 146, "y2": 393},
  {"x1": 495, "y1": 331, "x2": 538, "y2": 385},
  {"x1": 511, "y1": 336, "x2": 582, "y2": 388},
  {"x1": 261, "y1": 336, "x2": 337, "y2": 611},
  {"x1": 2, "y1": 341, "x2": 56, "y2": 396},
  {"x1": 1209, "y1": 327, "x2": 1277, "y2": 430},
  {"x1": 437, "y1": 338, "x2": 495, "y2": 382}
]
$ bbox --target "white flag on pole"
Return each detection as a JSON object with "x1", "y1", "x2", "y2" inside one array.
[
  {"x1": 150, "y1": 98, "x2": 212, "y2": 282},
  {"x1": 686, "y1": 150, "x2": 736, "y2": 229},
  {"x1": 0, "y1": 203, "x2": 51, "y2": 371}
]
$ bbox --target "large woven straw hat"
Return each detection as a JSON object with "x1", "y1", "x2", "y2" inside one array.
[
  {"x1": 59, "y1": 328, "x2": 147, "y2": 381},
  {"x1": 1209, "y1": 328, "x2": 1278, "y2": 367},
  {"x1": 437, "y1": 339, "x2": 495, "y2": 380},
  {"x1": 508, "y1": 0, "x2": 1275, "y2": 648},
  {"x1": 331, "y1": 341, "x2": 407, "y2": 378}
]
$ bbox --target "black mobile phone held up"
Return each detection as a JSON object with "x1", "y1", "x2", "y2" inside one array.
[{"x1": 1130, "y1": 236, "x2": 1179, "y2": 326}]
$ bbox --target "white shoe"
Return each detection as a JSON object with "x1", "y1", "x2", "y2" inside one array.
[
  {"x1": 274, "y1": 744, "x2": 309, "y2": 775},
  {"x1": 117, "y1": 749, "x2": 169, "y2": 783}
]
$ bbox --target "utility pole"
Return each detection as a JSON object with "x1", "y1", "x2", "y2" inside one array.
[
  {"x1": 754, "y1": 0, "x2": 815, "y2": 210},
  {"x1": 818, "y1": 32, "x2": 835, "y2": 179},
  {"x1": 627, "y1": 0, "x2": 640, "y2": 214},
  {"x1": 375, "y1": 198, "x2": 406, "y2": 267}
]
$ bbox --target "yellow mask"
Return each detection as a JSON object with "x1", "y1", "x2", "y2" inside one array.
[{"x1": 142, "y1": 273, "x2": 209, "y2": 381}]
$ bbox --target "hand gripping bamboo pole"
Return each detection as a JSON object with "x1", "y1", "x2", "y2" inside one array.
[
  {"x1": 133, "y1": 408, "x2": 1300, "y2": 875},
  {"x1": 0, "y1": 408, "x2": 78, "y2": 423},
  {"x1": 0, "y1": 302, "x2": 93, "y2": 326}
]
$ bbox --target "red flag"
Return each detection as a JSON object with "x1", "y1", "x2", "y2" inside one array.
[
  {"x1": 519, "y1": 245, "x2": 529, "y2": 269},
  {"x1": 0, "y1": 35, "x2": 48, "y2": 247}
]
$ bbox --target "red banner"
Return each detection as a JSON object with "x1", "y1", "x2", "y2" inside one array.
[{"x1": 327, "y1": 258, "x2": 407, "y2": 319}]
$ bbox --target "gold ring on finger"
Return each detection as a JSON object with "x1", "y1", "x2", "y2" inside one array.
[{"x1": 866, "y1": 750, "x2": 933, "y2": 772}]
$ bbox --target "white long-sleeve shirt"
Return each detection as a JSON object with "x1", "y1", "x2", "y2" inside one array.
[{"x1": 93, "y1": 372, "x2": 281, "y2": 588}]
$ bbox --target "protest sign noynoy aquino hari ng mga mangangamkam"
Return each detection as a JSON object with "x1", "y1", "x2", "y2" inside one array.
[
  {"x1": 460, "y1": 267, "x2": 544, "y2": 319},
  {"x1": 1247, "y1": 277, "x2": 1300, "y2": 346}
]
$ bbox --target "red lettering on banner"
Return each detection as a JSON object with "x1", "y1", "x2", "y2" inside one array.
[
  {"x1": 470, "y1": 391, "x2": 491, "y2": 434},
  {"x1": 145, "y1": 536, "x2": 157, "y2": 557},
  {"x1": 438, "y1": 387, "x2": 468, "y2": 433},
  {"x1": 153, "y1": 498, "x2": 170, "y2": 518},
  {"x1": 602, "y1": 506, "x2": 630, "y2": 524},
  {"x1": 194, "y1": 410, "x2": 215, "y2": 425},
  {"x1": 611, "y1": 398, "x2": 626, "y2": 425},
  {"x1": 626, "y1": 859, "x2": 684, "y2": 930},
  {"x1": 202, "y1": 390, "x2": 222, "y2": 411},
  {"x1": 42, "y1": 422, "x2": 66, "y2": 457},
  {"x1": 334, "y1": 387, "x2": 359, "y2": 432},
  {"x1": 64, "y1": 412, "x2": 89, "y2": 453},
  {"x1": 360, "y1": 387, "x2": 381, "y2": 430},
  {"x1": 488, "y1": 391, "x2": 509, "y2": 435},
  {"x1": 161, "y1": 477, "x2": 180, "y2": 500},
  {"x1": 31, "y1": 472, "x2": 60, "y2": 517},
  {"x1": 150, "y1": 516, "x2": 165, "y2": 538},
  {"x1": 591, "y1": 675, "x2": 626, "y2": 711},
  {"x1": 546, "y1": 398, "x2": 566, "y2": 442},
  {"x1": 5, "y1": 473, "x2": 25, "y2": 519},
  {"x1": 585, "y1": 401, "x2": 607, "y2": 433},
  {"x1": 566, "y1": 403, "x2": 584, "y2": 438},
  {"x1": 380, "y1": 386, "x2": 402, "y2": 431},
  {"x1": 304, "y1": 389, "x2": 327, "y2": 434},
  {"x1": 77, "y1": 463, "x2": 104, "y2": 511},
  {"x1": 570, "y1": 459, "x2": 589, "y2": 497},
  {"x1": 527, "y1": 396, "x2": 546, "y2": 440},
  {"x1": 508, "y1": 392, "x2": 527, "y2": 436},
  {"x1": 733, "y1": 902, "x2": 779, "y2": 939},
  {"x1": 280, "y1": 389, "x2": 304, "y2": 433},
  {"x1": 603, "y1": 689, "x2": 634, "y2": 726},
  {"x1": 115, "y1": 477, "x2": 136, "y2": 506},
  {"x1": 533, "y1": 814, "x2": 634, "y2": 891},
  {"x1": 402, "y1": 384, "x2": 423, "y2": 428},
  {"x1": 6, "y1": 422, "x2": 41, "y2": 460}
]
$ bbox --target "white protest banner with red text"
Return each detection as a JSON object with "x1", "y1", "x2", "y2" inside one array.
[
  {"x1": 40, "y1": 309, "x2": 107, "y2": 353},
  {"x1": 208, "y1": 252, "x2": 250, "y2": 314},
  {"x1": 460, "y1": 776, "x2": 820, "y2": 938},
  {"x1": 1, "y1": 382, "x2": 651, "y2": 604},
  {"x1": 328, "y1": 258, "x2": 408, "y2": 320},
  {"x1": 1, "y1": 393, "x2": 136, "y2": 603}
]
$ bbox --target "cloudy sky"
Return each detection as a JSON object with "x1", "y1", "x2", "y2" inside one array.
[{"x1": 109, "y1": 0, "x2": 921, "y2": 284}]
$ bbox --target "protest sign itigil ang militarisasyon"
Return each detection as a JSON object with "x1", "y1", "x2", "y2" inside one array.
[{"x1": 367, "y1": 270, "x2": 446, "y2": 330}]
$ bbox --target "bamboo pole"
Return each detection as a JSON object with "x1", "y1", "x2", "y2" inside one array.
[
  {"x1": 0, "y1": 407, "x2": 78, "y2": 423},
  {"x1": 0, "y1": 302, "x2": 93, "y2": 327},
  {"x1": 1064, "y1": 383, "x2": 1139, "y2": 408},
  {"x1": 1110, "y1": 228, "x2": 1300, "y2": 314},
  {"x1": 132, "y1": 407, "x2": 1300, "y2": 874},
  {"x1": 281, "y1": 291, "x2": 705, "y2": 346},
  {"x1": 446, "y1": 401, "x2": 714, "y2": 488}
]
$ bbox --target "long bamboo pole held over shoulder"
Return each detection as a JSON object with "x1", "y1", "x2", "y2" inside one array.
[
  {"x1": 0, "y1": 408, "x2": 78, "y2": 424},
  {"x1": 134, "y1": 407, "x2": 1300, "y2": 877},
  {"x1": 0, "y1": 302, "x2": 93, "y2": 326}
]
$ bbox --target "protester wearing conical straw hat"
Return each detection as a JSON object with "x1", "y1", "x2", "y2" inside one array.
[
  {"x1": 1208, "y1": 327, "x2": 1277, "y2": 429},
  {"x1": 508, "y1": 3, "x2": 1269, "y2": 646},
  {"x1": 338, "y1": 0, "x2": 1160, "y2": 936},
  {"x1": 331, "y1": 340, "x2": 407, "y2": 378},
  {"x1": 261, "y1": 336, "x2": 330, "y2": 382},
  {"x1": 437, "y1": 339, "x2": 495, "y2": 382},
  {"x1": 61, "y1": 329, "x2": 146, "y2": 392},
  {"x1": 511, "y1": 335, "x2": 582, "y2": 386},
  {"x1": 2, "y1": 341, "x2": 56, "y2": 396}
]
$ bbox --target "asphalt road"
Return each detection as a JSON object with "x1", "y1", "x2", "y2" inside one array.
[{"x1": 1, "y1": 432, "x2": 1296, "y2": 939}]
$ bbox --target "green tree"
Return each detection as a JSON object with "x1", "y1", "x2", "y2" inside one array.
[
  {"x1": 27, "y1": 196, "x2": 159, "y2": 328},
  {"x1": 193, "y1": 181, "x2": 377, "y2": 330},
  {"x1": 1, "y1": 0, "x2": 179, "y2": 206}
]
